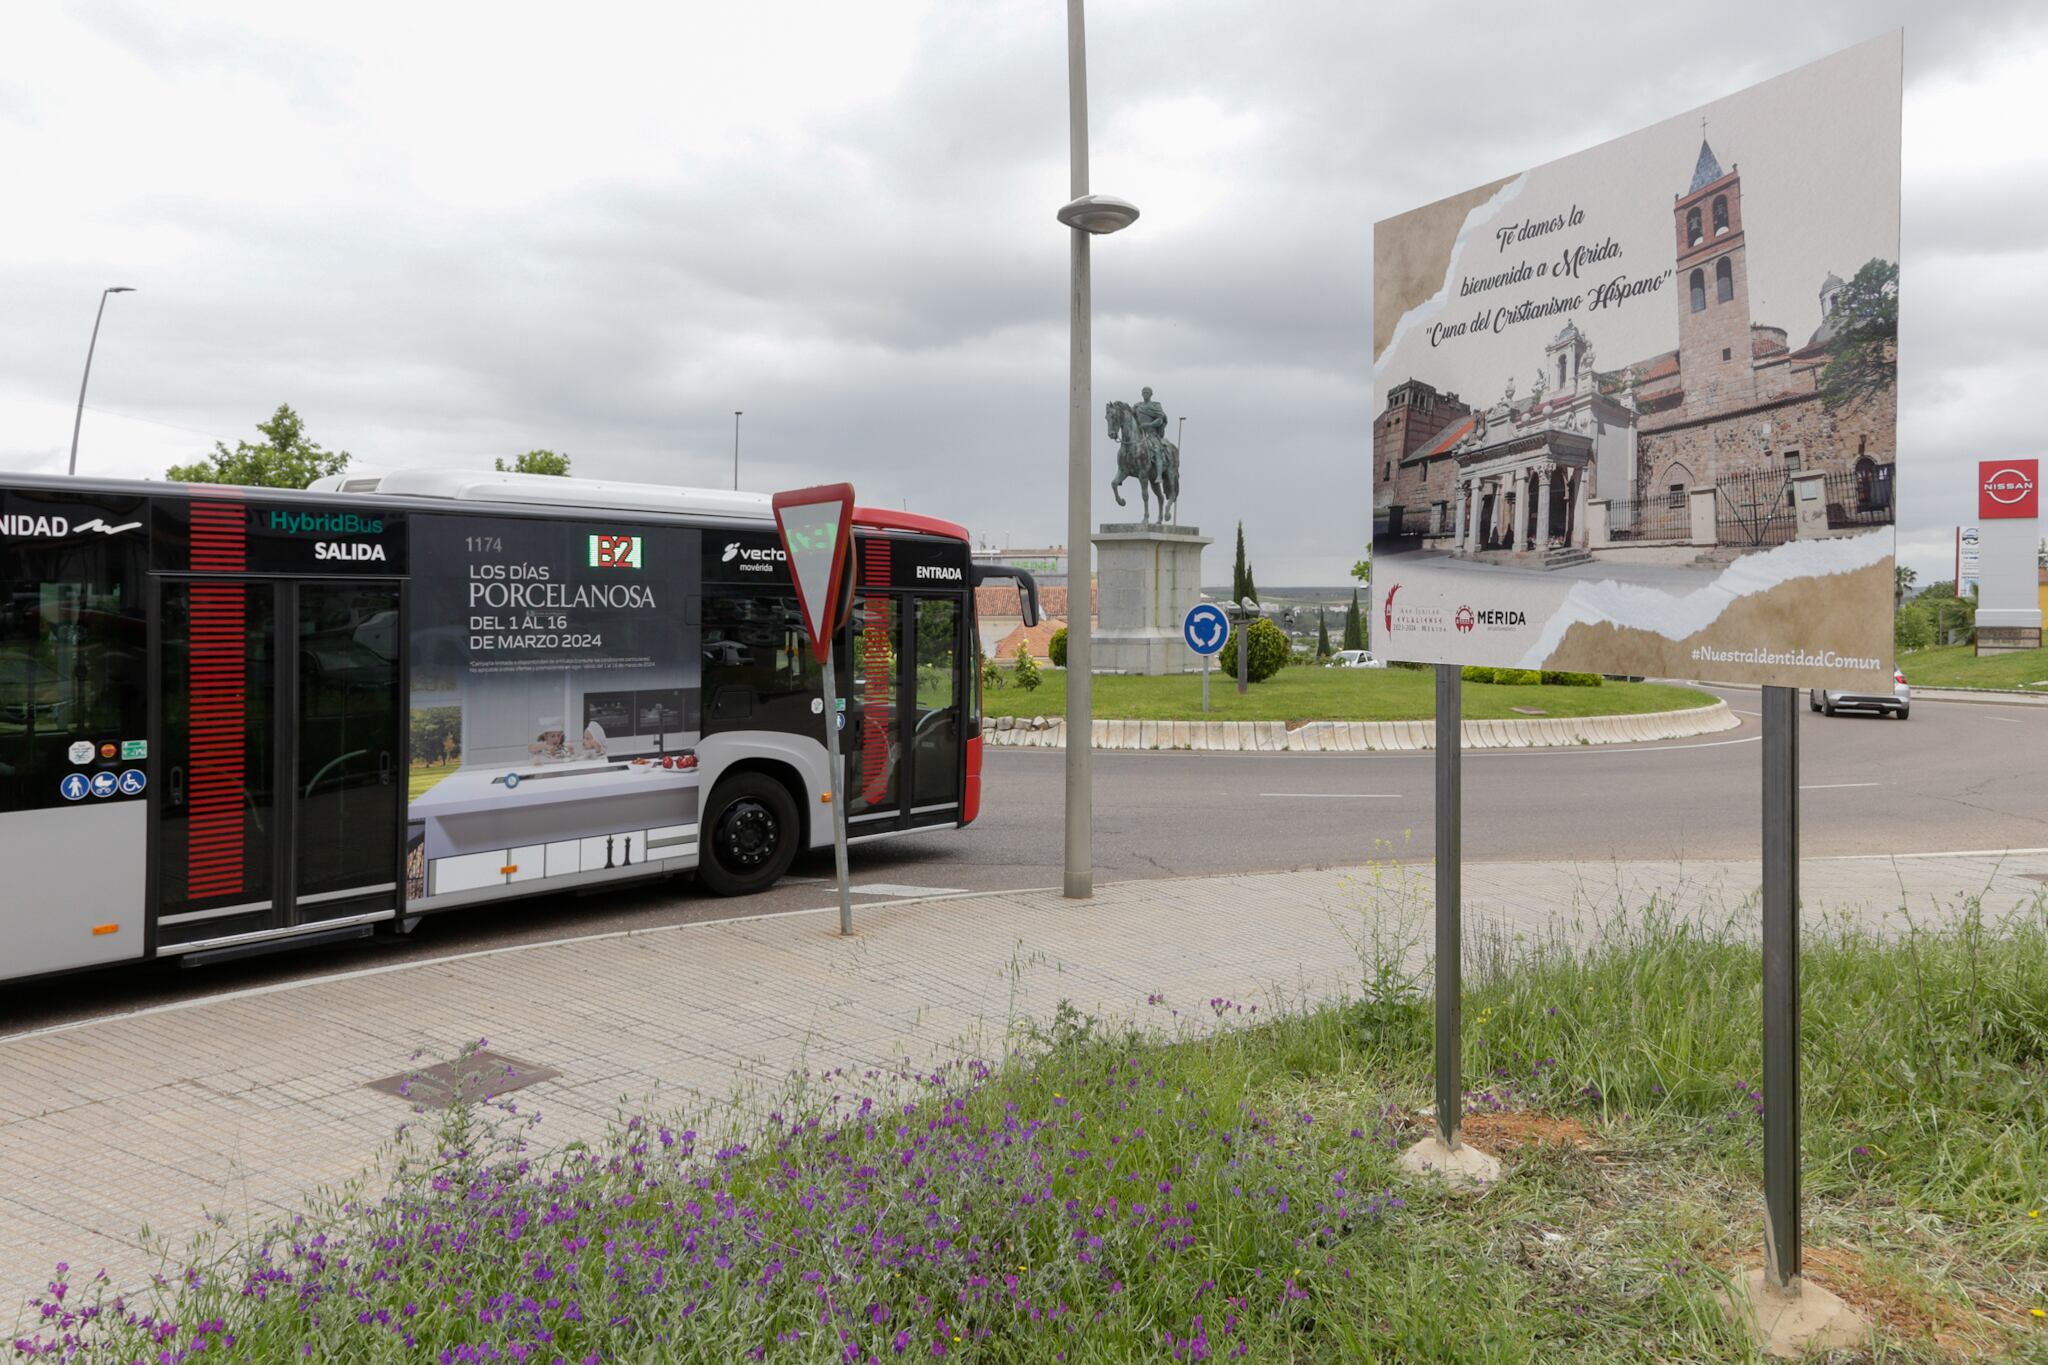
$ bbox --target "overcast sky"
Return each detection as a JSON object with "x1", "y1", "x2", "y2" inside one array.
[{"x1": 2, "y1": 1, "x2": 2042, "y2": 585}]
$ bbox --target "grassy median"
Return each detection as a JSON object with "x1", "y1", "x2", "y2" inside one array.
[
  {"x1": 1900, "y1": 643, "x2": 2048, "y2": 691},
  {"x1": 24, "y1": 886, "x2": 2046, "y2": 1361},
  {"x1": 982, "y1": 666, "x2": 1716, "y2": 724}
]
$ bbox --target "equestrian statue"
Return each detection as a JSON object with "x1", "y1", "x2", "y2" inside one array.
[{"x1": 1104, "y1": 385, "x2": 1181, "y2": 525}]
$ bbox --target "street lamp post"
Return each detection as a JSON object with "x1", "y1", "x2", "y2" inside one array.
[
  {"x1": 733, "y1": 411, "x2": 743, "y2": 491},
  {"x1": 1058, "y1": 0, "x2": 1139, "y2": 901},
  {"x1": 1236, "y1": 596, "x2": 1257, "y2": 696},
  {"x1": 69, "y1": 286, "x2": 136, "y2": 476}
]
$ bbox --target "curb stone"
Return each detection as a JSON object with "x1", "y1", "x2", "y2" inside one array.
[{"x1": 984, "y1": 700, "x2": 1738, "y2": 751}]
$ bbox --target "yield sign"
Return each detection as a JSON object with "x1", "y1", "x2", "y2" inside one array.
[{"x1": 771, "y1": 483, "x2": 856, "y2": 656}]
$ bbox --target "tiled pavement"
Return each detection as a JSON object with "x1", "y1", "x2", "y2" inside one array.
[{"x1": 4, "y1": 850, "x2": 2044, "y2": 1318}]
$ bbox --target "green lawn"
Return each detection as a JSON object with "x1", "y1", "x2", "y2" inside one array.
[
  {"x1": 1899, "y1": 643, "x2": 2048, "y2": 691},
  {"x1": 33, "y1": 887, "x2": 2046, "y2": 1360},
  {"x1": 983, "y1": 665, "x2": 1716, "y2": 723}
]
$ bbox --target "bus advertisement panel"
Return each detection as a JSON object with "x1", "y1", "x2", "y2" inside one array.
[{"x1": 406, "y1": 514, "x2": 704, "y2": 903}]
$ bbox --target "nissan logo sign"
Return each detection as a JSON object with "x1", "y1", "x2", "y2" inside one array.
[
  {"x1": 1982, "y1": 468, "x2": 2035, "y2": 504},
  {"x1": 1978, "y1": 457, "x2": 2039, "y2": 519}
]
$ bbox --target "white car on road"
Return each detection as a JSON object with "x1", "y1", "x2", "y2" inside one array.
[
  {"x1": 1810, "y1": 670, "x2": 1910, "y2": 719},
  {"x1": 1331, "y1": 649, "x2": 1386, "y2": 669}
]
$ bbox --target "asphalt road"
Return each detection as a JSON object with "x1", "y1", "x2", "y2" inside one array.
[{"x1": 6, "y1": 687, "x2": 2045, "y2": 1031}]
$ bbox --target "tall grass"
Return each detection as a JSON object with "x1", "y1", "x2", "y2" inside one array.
[
  {"x1": 1458, "y1": 894, "x2": 2048, "y2": 1231},
  {"x1": 15, "y1": 889, "x2": 2046, "y2": 1362}
]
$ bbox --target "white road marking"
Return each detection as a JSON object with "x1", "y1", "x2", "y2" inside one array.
[
  {"x1": 1733, "y1": 708, "x2": 1763, "y2": 717},
  {"x1": 1982, "y1": 716, "x2": 2023, "y2": 725},
  {"x1": 1799, "y1": 782, "x2": 1881, "y2": 791},
  {"x1": 1469, "y1": 734, "x2": 1763, "y2": 758},
  {"x1": 1258, "y1": 792, "x2": 1404, "y2": 800},
  {"x1": 853, "y1": 882, "x2": 968, "y2": 897},
  {"x1": 1001, "y1": 734, "x2": 1767, "y2": 759},
  {"x1": 1812, "y1": 847, "x2": 2048, "y2": 861}
]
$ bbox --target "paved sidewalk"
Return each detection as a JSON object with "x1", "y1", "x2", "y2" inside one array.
[{"x1": 4, "y1": 851, "x2": 2045, "y2": 1316}]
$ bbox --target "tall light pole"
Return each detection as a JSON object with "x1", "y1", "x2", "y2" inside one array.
[
  {"x1": 1176, "y1": 415, "x2": 1185, "y2": 452},
  {"x1": 69, "y1": 286, "x2": 136, "y2": 476},
  {"x1": 733, "y1": 411, "x2": 743, "y2": 490},
  {"x1": 1057, "y1": 0, "x2": 1139, "y2": 901}
]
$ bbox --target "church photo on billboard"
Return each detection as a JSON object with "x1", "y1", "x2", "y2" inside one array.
[{"x1": 1370, "y1": 33, "x2": 1901, "y2": 687}]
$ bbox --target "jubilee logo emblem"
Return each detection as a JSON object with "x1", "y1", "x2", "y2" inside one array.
[{"x1": 1455, "y1": 606, "x2": 1476, "y2": 633}]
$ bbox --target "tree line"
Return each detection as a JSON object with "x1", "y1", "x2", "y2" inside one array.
[{"x1": 164, "y1": 403, "x2": 571, "y2": 486}]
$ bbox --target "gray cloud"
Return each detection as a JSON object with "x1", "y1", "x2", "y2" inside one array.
[{"x1": 2, "y1": 0, "x2": 2041, "y2": 587}]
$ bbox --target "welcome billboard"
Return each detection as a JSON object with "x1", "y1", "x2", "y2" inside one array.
[{"x1": 1370, "y1": 33, "x2": 1902, "y2": 686}]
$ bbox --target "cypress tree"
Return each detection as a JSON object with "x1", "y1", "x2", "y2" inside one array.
[
  {"x1": 1317, "y1": 612, "x2": 1332, "y2": 657},
  {"x1": 1244, "y1": 561, "x2": 1258, "y2": 608},
  {"x1": 1342, "y1": 589, "x2": 1363, "y2": 651},
  {"x1": 1231, "y1": 523, "x2": 1248, "y2": 604}
]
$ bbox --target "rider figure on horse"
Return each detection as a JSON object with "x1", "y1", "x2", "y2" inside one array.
[
  {"x1": 1133, "y1": 386, "x2": 1169, "y2": 467},
  {"x1": 1134, "y1": 386, "x2": 1176, "y2": 520}
]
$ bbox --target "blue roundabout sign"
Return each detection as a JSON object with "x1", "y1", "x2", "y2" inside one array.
[{"x1": 1182, "y1": 602, "x2": 1230, "y2": 657}]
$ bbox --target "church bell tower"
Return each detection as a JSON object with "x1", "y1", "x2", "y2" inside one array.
[{"x1": 1673, "y1": 138, "x2": 1755, "y2": 417}]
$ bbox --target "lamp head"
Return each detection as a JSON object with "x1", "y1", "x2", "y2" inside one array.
[
  {"x1": 1056, "y1": 195, "x2": 1140, "y2": 234},
  {"x1": 108, "y1": 286, "x2": 135, "y2": 294}
]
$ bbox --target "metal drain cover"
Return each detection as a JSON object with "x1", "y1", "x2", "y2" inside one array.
[{"x1": 366, "y1": 1050, "x2": 560, "y2": 1108}]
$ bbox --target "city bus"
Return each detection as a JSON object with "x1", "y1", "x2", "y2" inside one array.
[{"x1": 0, "y1": 468, "x2": 1038, "y2": 984}]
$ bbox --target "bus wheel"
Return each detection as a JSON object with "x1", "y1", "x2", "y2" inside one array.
[{"x1": 700, "y1": 772, "x2": 798, "y2": 896}]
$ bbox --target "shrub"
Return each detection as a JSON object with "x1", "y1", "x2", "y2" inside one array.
[
  {"x1": 1048, "y1": 626, "x2": 1068, "y2": 668},
  {"x1": 981, "y1": 651, "x2": 1004, "y2": 691},
  {"x1": 1389, "y1": 659, "x2": 1430, "y2": 671},
  {"x1": 1217, "y1": 618, "x2": 1288, "y2": 683},
  {"x1": 1539, "y1": 670, "x2": 1603, "y2": 687},
  {"x1": 1936, "y1": 592, "x2": 1978, "y2": 645},
  {"x1": 1894, "y1": 606, "x2": 1934, "y2": 653},
  {"x1": 1460, "y1": 666, "x2": 1496, "y2": 684},
  {"x1": 1013, "y1": 642, "x2": 1041, "y2": 691},
  {"x1": 1494, "y1": 668, "x2": 1542, "y2": 686}
]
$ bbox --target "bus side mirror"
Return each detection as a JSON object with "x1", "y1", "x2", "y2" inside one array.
[{"x1": 971, "y1": 565, "x2": 1041, "y2": 628}]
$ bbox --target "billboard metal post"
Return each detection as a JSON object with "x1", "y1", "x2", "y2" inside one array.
[
  {"x1": 1760, "y1": 684, "x2": 1800, "y2": 1286},
  {"x1": 1725, "y1": 684, "x2": 1864, "y2": 1352},
  {"x1": 1434, "y1": 662, "x2": 1462, "y2": 1149},
  {"x1": 1395, "y1": 664, "x2": 1496, "y2": 1187}
]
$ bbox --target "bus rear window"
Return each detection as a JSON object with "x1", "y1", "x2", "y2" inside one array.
[{"x1": 0, "y1": 495, "x2": 148, "y2": 813}]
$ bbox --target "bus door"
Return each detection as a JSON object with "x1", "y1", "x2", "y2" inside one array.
[
  {"x1": 903, "y1": 593, "x2": 964, "y2": 820},
  {"x1": 155, "y1": 577, "x2": 405, "y2": 948},
  {"x1": 841, "y1": 588, "x2": 902, "y2": 828},
  {"x1": 838, "y1": 534, "x2": 968, "y2": 834}
]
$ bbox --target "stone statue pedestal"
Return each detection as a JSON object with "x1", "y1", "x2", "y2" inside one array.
[{"x1": 1090, "y1": 524, "x2": 1211, "y2": 675}]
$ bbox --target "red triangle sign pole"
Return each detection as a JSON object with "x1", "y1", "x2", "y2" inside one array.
[{"x1": 773, "y1": 484, "x2": 857, "y2": 936}]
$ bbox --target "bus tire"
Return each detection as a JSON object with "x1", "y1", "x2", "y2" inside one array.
[{"x1": 699, "y1": 772, "x2": 799, "y2": 896}]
